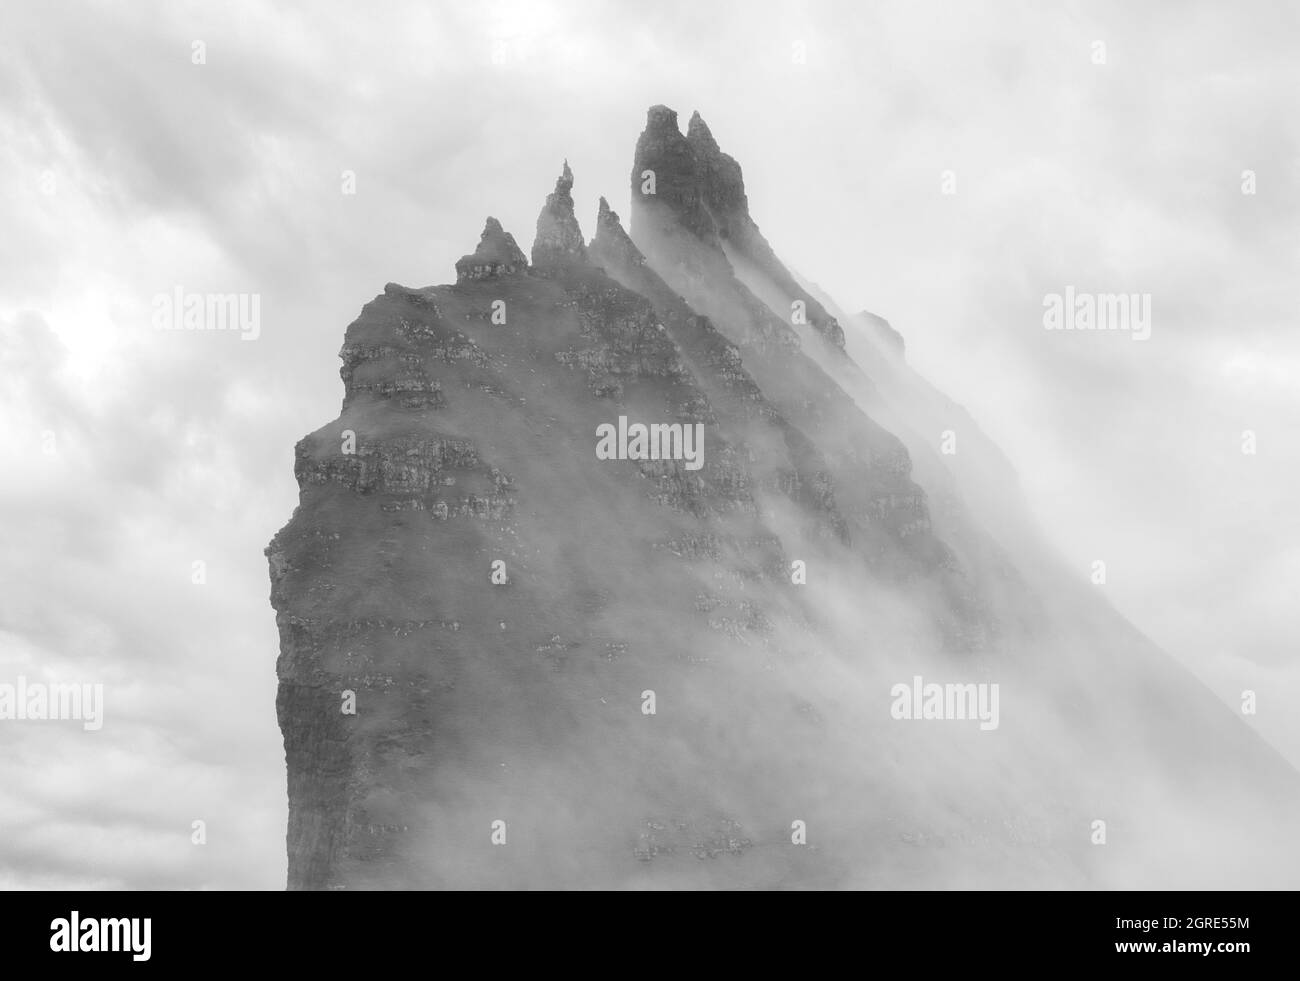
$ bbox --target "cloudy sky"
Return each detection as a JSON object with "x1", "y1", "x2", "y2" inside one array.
[{"x1": 0, "y1": 0, "x2": 1296, "y2": 888}]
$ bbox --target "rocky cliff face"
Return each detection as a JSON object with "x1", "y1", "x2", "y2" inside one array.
[
  {"x1": 632, "y1": 105, "x2": 846, "y2": 350},
  {"x1": 268, "y1": 105, "x2": 1300, "y2": 890}
]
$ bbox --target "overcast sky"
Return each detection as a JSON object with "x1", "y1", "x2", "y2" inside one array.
[{"x1": 0, "y1": 0, "x2": 1296, "y2": 888}]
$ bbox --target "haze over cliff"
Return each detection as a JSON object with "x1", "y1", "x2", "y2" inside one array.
[{"x1": 267, "y1": 105, "x2": 1300, "y2": 890}]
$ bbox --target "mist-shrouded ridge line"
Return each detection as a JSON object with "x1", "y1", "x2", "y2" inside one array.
[{"x1": 263, "y1": 106, "x2": 1300, "y2": 891}]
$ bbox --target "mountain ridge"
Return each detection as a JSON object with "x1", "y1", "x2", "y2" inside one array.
[{"x1": 267, "y1": 103, "x2": 1300, "y2": 890}]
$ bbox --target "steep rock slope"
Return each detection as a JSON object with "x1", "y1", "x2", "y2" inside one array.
[
  {"x1": 268, "y1": 163, "x2": 968, "y2": 889},
  {"x1": 267, "y1": 106, "x2": 1300, "y2": 890}
]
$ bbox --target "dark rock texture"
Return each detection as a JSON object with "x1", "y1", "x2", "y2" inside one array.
[
  {"x1": 455, "y1": 217, "x2": 529, "y2": 283},
  {"x1": 268, "y1": 106, "x2": 1300, "y2": 891},
  {"x1": 532, "y1": 161, "x2": 587, "y2": 269},
  {"x1": 633, "y1": 105, "x2": 845, "y2": 349}
]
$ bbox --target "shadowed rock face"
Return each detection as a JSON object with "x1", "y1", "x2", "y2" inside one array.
[
  {"x1": 532, "y1": 160, "x2": 587, "y2": 269},
  {"x1": 268, "y1": 107, "x2": 1300, "y2": 891},
  {"x1": 633, "y1": 105, "x2": 846, "y2": 349},
  {"x1": 455, "y1": 217, "x2": 529, "y2": 283}
]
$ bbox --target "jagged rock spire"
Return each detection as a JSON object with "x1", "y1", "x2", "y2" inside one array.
[
  {"x1": 590, "y1": 196, "x2": 645, "y2": 269},
  {"x1": 455, "y1": 216, "x2": 529, "y2": 283},
  {"x1": 531, "y1": 160, "x2": 587, "y2": 268},
  {"x1": 632, "y1": 103, "x2": 845, "y2": 349},
  {"x1": 685, "y1": 110, "x2": 719, "y2": 155},
  {"x1": 630, "y1": 104, "x2": 719, "y2": 243},
  {"x1": 685, "y1": 109, "x2": 747, "y2": 215}
]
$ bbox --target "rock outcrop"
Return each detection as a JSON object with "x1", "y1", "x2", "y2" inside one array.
[
  {"x1": 269, "y1": 104, "x2": 1300, "y2": 891},
  {"x1": 531, "y1": 160, "x2": 587, "y2": 268},
  {"x1": 632, "y1": 105, "x2": 846, "y2": 349},
  {"x1": 455, "y1": 217, "x2": 529, "y2": 283}
]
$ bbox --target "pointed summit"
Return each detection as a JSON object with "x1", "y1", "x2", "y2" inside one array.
[
  {"x1": 685, "y1": 109, "x2": 745, "y2": 213},
  {"x1": 631, "y1": 102, "x2": 845, "y2": 349},
  {"x1": 686, "y1": 110, "x2": 720, "y2": 156},
  {"x1": 595, "y1": 195, "x2": 615, "y2": 230},
  {"x1": 590, "y1": 196, "x2": 645, "y2": 269},
  {"x1": 532, "y1": 160, "x2": 587, "y2": 268},
  {"x1": 631, "y1": 103, "x2": 718, "y2": 242},
  {"x1": 645, "y1": 104, "x2": 680, "y2": 135},
  {"x1": 455, "y1": 216, "x2": 529, "y2": 283}
]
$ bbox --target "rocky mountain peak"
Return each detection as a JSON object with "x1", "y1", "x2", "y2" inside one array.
[
  {"x1": 631, "y1": 105, "x2": 717, "y2": 243},
  {"x1": 454, "y1": 216, "x2": 529, "y2": 283},
  {"x1": 645, "y1": 103, "x2": 679, "y2": 135},
  {"x1": 633, "y1": 103, "x2": 845, "y2": 349},
  {"x1": 686, "y1": 112, "x2": 746, "y2": 215},
  {"x1": 590, "y1": 196, "x2": 645, "y2": 269},
  {"x1": 685, "y1": 110, "x2": 719, "y2": 156},
  {"x1": 531, "y1": 159, "x2": 587, "y2": 268},
  {"x1": 266, "y1": 101, "x2": 1299, "y2": 892}
]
